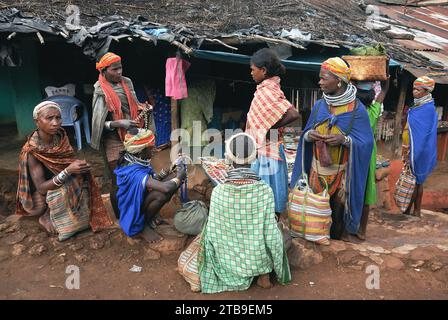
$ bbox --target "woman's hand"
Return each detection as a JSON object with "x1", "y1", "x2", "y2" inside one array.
[
  {"x1": 307, "y1": 130, "x2": 326, "y2": 142},
  {"x1": 138, "y1": 101, "x2": 154, "y2": 111},
  {"x1": 325, "y1": 134, "x2": 346, "y2": 146},
  {"x1": 111, "y1": 119, "x2": 138, "y2": 129},
  {"x1": 65, "y1": 160, "x2": 91, "y2": 175}
]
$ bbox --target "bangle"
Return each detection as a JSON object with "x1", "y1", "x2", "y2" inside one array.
[
  {"x1": 105, "y1": 121, "x2": 115, "y2": 131},
  {"x1": 170, "y1": 178, "x2": 180, "y2": 188},
  {"x1": 56, "y1": 169, "x2": 69, "y2": 184},
  {"x1": 52, "y1": 176, "x2": 63, "y2": 187},
  {"x1": 343, "y1": 135, "x2": 350, "y2": 147}
]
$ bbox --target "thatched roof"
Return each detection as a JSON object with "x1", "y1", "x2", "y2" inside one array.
[{"x1": 0, "y1": 0, "x2": 446, "y2": 76}]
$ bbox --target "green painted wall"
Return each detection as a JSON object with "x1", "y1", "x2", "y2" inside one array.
[
  {"x1": 0, "y1": 67, "x2": 17, "y2": 124},
  {"x1": 10, "y1": 40, "x2": 43, "y2": 137}
]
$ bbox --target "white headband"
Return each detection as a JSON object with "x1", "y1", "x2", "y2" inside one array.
[
  {"x1": 33, "y1": 101, "x2": 61, "y2": 120},
  {"x1": 225, "y1": 133, "x2": 257, "y2": 165}
]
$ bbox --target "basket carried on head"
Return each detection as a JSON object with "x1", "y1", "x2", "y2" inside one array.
[{"x1": 342, "y1": 55, "x2": 388, "y2": 81}]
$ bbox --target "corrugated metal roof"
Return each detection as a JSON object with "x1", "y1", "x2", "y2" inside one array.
[
  {"x1": 379, "y1": 5, "x2": 448, "y2": 50},
  {"x1": 378, "y1": 5, "x2": 448, "y2": 83}
]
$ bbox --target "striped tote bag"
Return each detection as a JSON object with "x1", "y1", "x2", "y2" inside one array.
[
  {"x1": 394, "y1": 165, "x2": 416, "y2": 213},
  {"x1": 177, "y1": 234, "x2": 202, "y2": 292},
  {"x1": 287, "y1": 173, "x2": 332, "y2": 243}
]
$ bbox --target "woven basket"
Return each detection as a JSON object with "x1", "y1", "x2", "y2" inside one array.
[{"x1": 342, "y1": 55, "x2": 388, "y2": 81}]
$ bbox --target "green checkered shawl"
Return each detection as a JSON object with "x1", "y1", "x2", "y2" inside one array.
[{"x1": 199, "y1": 181, "x2": 291, "y2": 294}]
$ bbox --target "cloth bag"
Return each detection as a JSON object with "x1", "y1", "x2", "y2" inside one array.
[
  {"x1": 287, "y1": 173, "x2": 332, "y2": 242},
  {"x1": 316, "y1": 140, "x2": 332, "y2": 167},
  {"x1": 394, "y1": 164, "x2": 416, "y2": 212},
  {"x1": 174, "y1": 200, "x2": 208, "y2": 235},
  {"x1": 177, "y1": 234, "x2": 202, "y2": 292}
]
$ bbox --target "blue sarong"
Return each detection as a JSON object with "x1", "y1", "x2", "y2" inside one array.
[
  {"x1": 251, "y1": 144, "x2": 288, "y2": 213},
  {"x1": 291, "y1": 99, "x2": 373, "y2": 234},
  {"x1": 408, "y1": 101, "x2": 438, "y2": 184},
  {"x1": 114, "y1": 163, "x2": 154, "y2": 237}
]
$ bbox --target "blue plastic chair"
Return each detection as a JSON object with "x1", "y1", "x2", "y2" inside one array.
[{"x1": 43, "y1": 95, "x2": 91, "y2": 150}]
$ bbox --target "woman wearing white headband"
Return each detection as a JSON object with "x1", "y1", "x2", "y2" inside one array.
[
  {"x1": 16, "y1": 101, "x2": 112, "y2": 240},
  {"x1": 196, "y1": 133, "x2": 291, "y2": 294}
]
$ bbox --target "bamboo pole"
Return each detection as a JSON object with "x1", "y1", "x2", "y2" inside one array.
[
  {"x1": 205, "y1": 38, "x2": 239, "y2": 51},
  {"x1": 171, "y1": 40, "x2": 193, "y2": 55},
  {"x1": 392, "y1": 72, "x2": 409, "y2": 158},
  {"x1": 171, "y1": 98, "x2": 179, "y2": 132}
]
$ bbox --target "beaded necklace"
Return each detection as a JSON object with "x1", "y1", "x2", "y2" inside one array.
[
  {"x1": 414, "y1": 94, "x2": 433, "y2": 108},
  {"x1": 124, "y1": 153, "x2": 152, "y2": 167},
  {"x1": 225, "y1": 168, "x2": 260, "y2": 185},
  {"x1": 323, "y1": 83, "x2": 357, "y2": 107}
]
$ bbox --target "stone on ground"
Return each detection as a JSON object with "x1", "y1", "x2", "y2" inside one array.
[
  {"x1": 28, "y1": 243, "x2": 47, "y2": 256},
  {"x1": 338, "y1": 250, "x2": 359, "y2": 264},
  {"x1": 320, "y1": 240, "x2": 347, "y2": 253},
  {"x1": 144, "y1": 247, "x2": 161, "y2": 261},
  {"x1": 287, "y1": 238, "x2": 323, "y2": 270},
  {"x1": 391, "y1": 244, "x2": 418, "y2": 255},
  {"x1": 383, "y1": 255, "x2": 405, "y2": 270},
  {"x1": 409, "y1": 246, "x2": 444, "y2": 261},
  {"x1": 4, "y1": 231, "x2": 27, "y2": 245},
  {"x1": 11, "y1": 244, "x2": 26, "y2": 256},
  {"x1": 148, "y1": 225, "x2": 188, "y2": 254}
]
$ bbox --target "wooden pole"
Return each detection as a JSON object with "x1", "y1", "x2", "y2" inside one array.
[
  {"x1": 171, "y1": 98, "x2": 179, "y2": 132},
  {"x1": 392, "y1": 72, "x2": 409, "y2": 158}
]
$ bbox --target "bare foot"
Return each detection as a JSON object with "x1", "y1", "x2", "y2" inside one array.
[
  {"x1": 138, "y1": 226, "x2": 164, "y2": 243},
  {"x1": 355, "y1": 232, "x2": 366, "y2": 241},
  {"x1": 316, "y1": 238, "x2": 331, "y2": 245},
  {"x1": 341, "y1": 233, "x2": 363, "y2": 244},
  {"x1": 256, "y1": 274, "x2": 272, "y2": 289},
  {"x1": 412, "y1": 210, "x2": 421, "y2": 218},
  {"x1": 38, "y1": 212, "x2": 57, "y2": 235}
]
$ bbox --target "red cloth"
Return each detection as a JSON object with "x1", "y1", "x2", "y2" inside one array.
[
  {"x1": 245, "y1": 76, "x2": 292, "y2": 160},
  {"x1": 98, "y1": 74, "x2": 139, "y2": 141}
]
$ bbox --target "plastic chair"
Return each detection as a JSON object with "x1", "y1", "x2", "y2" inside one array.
[
  {"x1": 44, "y1": 95, "x2": 91, "y2": 150},
  {"x1": 45, "y1": 84, "x2": 76, "y2": 97}
]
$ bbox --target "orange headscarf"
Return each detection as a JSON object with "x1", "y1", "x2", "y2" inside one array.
[
  {"x1": 414, "y1": 76, "x2": 435, "y2": 93},
  {"x1": 96, "y1": 52, "x2": 140, "y2": 141},
  {"x1": 96, "y1": 52, "x2": 122, "y2": 71},
  {"x1": 321, "y1": 57, "x2": 351, "y2": 83}
]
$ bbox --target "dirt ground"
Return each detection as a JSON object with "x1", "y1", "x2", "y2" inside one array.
[
  {"x1": 1, "y1": 124, "x2": 448, "y2": 300},
  {"x1": 1, "y1": 206, "x2": 448, "y2": 300}
]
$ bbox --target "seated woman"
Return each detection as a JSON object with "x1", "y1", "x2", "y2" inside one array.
[
  {"x1": 114, "y1": 128, "x2": 186, "y2": 243},
  {"x1": 198, "y1": 133, "x2": 291, "y2": 294},
  {"x1": 16, "y1": 102, "x2": 113, "y2": 241}
]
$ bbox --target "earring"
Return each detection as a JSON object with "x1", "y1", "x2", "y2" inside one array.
[{"x1": 337, "y1": 82, "x2": 342, "y2": 88}]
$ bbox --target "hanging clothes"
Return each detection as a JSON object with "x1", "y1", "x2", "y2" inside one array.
[
  {"x1": 150, "y1": 88, "x2": 172, "y2": 147},
  {"x1": 165, "y1": 57, "x2": 191, "y2": 100},
  {"x1": 180, "y1": 80, "x2": 216, "y2": 147}
]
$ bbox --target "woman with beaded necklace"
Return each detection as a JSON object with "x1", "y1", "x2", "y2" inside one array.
[
  {"x1": 291, "y1": 57, "x2": 374, "y2": 243},
  {"x1": 114, "y1": 128, "x2": 186, "y2": 243},
  {"x1": 198, "y1": 133, "x2": 291, "y2": 294},
  {"x1": 401, "y1": 76, "x2": 438, "y2": 217}
]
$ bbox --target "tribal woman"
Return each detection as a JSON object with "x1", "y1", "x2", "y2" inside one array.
[
  {"x1": 16, "y1": 102, "x2": 112, "y2": 240},
  {"x1": 290, "y1": 57, "x2": 374, "y2": 243},
  {"x1": 401, "y1": 76, "x2": 438, "y2": 217}
]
